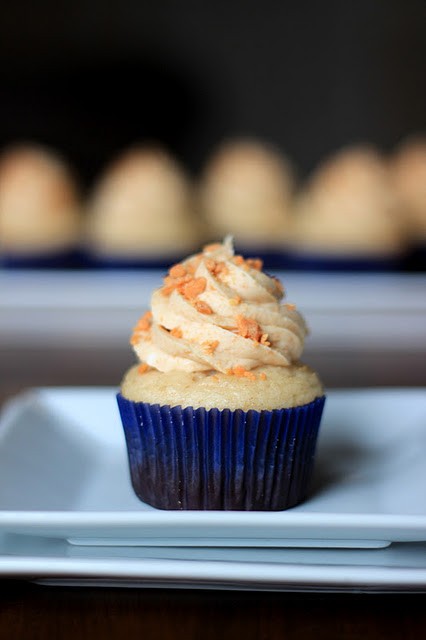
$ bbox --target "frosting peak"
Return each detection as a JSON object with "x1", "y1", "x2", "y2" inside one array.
[{"x1": 132, "y1": 238, "x2": 307, "y2": 374}]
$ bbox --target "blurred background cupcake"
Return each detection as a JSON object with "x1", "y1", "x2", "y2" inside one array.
[
  {"x1": 389, "y1": 136, "x2": 426, "y2": 270},
  {"x1": 84, "y1": 146, "x2": 202, "y2": 268},
  {"x1": 288, "y1": 145, "x2": 406, "y2": 271},
  {"x1": 199, "y1": 138, "x2": 295, "y2": 268},
  {"x1": 0, "y1": 144, "x2": 81, "y2": 268}
]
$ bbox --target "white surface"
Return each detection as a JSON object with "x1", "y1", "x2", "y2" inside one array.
[
  {"x1": 0, "y1": 387, "x2": 426, "y2": 548},
  {"x1": 2, "y1": 535, "x2": 426, "y2": 591},
  {"x1": 1, "y1": 386, "x2": 426, "y2": 591},
  {"x1": 1, "y1": 270, "x2": 426, "y2": 349}
]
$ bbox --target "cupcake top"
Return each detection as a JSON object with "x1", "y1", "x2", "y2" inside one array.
[
  {"x1": 0, "y1": 144, "x2": 81, "y2": 254},
  {"x1": 390, "y1": 136, "x2": 426, "y2": 240},
  {"x1": 85, "y1": 146, "x2": 201, "y2": 258},
  {"x1": 290, "y1": 145, "x2": 404, "y2": 256},
  {"x1": 131, "y1": 237, "x2": 307, "y2": 375},
  {"x1": 200, "y1": 139, "x2": 294, "y2": 247},
  {"x1": 122, "y1": 237, "x2": 324, "y2": 410}
]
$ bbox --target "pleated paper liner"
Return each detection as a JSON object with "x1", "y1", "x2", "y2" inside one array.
[
  {"x1": 284, "y1": 251, "x2": 405, "y2": 272},
  {"x1": 117, "y1": 394, "x2": 325, "y2": 511}
]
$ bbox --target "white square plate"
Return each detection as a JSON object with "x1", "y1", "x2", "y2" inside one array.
[{"x1": 0, "y1": 387, "x2": 426, "y2": 549}]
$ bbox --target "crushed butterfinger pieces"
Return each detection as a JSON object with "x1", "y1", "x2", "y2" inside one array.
[
  {"x1": 161, "y1": 273, "x2": 192, "y2": 296},
  {"x1": 202, "y1": 340, "x2": 219, "y2": 354},
  {"x1": 246, "y1": 258, "x2": 263, "y2": 271},
  {"x1": 285, "y1": 303, "x2": 296, "y2": 311},
  {"x1": 169, "y1": 263, "x2": 187, "y2": 278},
  {"x1": 229, "y1": 295, "x2": 241, "y2": 306},
  {"x1": 134, "y1": 311, "x2": 152, "y2": 331},
  {"x1": 170, "y1": 327, "x2": 183, "y2": 338},
  {"x1": 137, "y1": 363, "x2": 150, "y2": 374},
  {"x1": 205, "y1": 258, "x2": 229, "y2": 278},
  {"x1": 181, "y1": 277, "x2": 207, "y2": 300},
  {"x1": 130, "y1": 311, "x2": 152, "y2": 345},
  {"x1": 259, "y1": 372, "x2": 267, "y2": 380},
  {"x1": 226, "y1": 365, "x2": 258, "y2": 381},
  {"x1": 194, "y1": 299, "x2": 213, "y2": 314},
  {"x1": 235, "y1": 314, "x2": 262, "y2": 342}
]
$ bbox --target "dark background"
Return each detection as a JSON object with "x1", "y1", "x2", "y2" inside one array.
[{"x1": 0, "y1": 0, "x2": 425, "y2": 188}]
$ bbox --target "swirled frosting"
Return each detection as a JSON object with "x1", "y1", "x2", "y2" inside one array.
[{"x1": 131, "y1": 237, "x2": 307, "y2": 374}]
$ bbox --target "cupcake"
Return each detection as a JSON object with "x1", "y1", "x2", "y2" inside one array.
[
  {"x1": 389, "y1": 136, "x2": 426, "y2": 269},
  {"x1": 199, "y1": 139, "x2": 295, "y2": 268},
  {"x1": 117, "y1": 237, "x2": 325, "y2": 510},
  {"x1": 85, "y1": 146, "x2": 201, "y2": 268},
  {"x1": 288, "y1": 145, "x2": 406, "y2": 270},
  {"x1": 0, "y1": 144, "x2": 81, "y2": 267}
]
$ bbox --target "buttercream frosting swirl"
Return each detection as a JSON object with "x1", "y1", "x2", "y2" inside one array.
[{"x1": 132, "y1": 237, "x2": 307, "y2": 374}]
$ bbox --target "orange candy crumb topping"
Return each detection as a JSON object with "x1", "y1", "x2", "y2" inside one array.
[
  {"x1": 169, "y1": 263, "x2": 187, "y2": 278},
  {"x1": 246, "y1": 258, "x2": 263, "y2": 271},
  {"x1": 137, "y1": 363, "x2": 150, "y2": 374},
  {"x1": 194, "y1": 299, "x2": 213, "y2": 314},
  {"x1": 130, "y1": 311, "x2": 153, "y2": 345},
  {"x1": 181, "y1": 277, "x2": 207, "y2": 300},
  {"x1": 235, "y1": 314, "x2": 263, "y2": 342},
  {"x1": 203, "y1": 340, "x2": 219, "y2": 354},
  {"x1": 225, "y1": 365, "x2": 257, "y2": 381}
]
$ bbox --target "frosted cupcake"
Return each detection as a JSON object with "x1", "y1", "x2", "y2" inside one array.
[
  {"x1": 85, "y1": 146, "x2": 201, "y2": 268},
  {"x1": 288, "y1": 145, "x2": 405, "y2": 270},
  {"x1": 389, "y1": 136, "x2": 426, "y2": 269},
  {"x1": 0, "y1": 144, "x2": 81, "y2": 267},
  {"x1": 117, "y1": 237, "x2": 325, "y2": 510},
  {"x1": 199, "y1": 139, "x2": 295, "y2": 268}
]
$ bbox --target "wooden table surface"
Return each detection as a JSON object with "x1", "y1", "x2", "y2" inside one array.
[
  {"x1": 1, "y1": 581, "x2": 426, "y2": 640},
  {"x1": 1, "y1": 346, "x2": 425, "y2": 639}
]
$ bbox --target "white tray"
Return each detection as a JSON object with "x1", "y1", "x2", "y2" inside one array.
[
  {"x1": 0, "y1": 387, "x2": 426, "y2": 549},
  {"x1": 2, "y1": 535, "x2": 426, "y2": 592},
  {"x1": 1, "y1": 386, "x2": 426, "y2": 591}
]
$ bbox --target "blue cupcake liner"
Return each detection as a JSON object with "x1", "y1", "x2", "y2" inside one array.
[
  {"x1": 404, "y1": 246, "x2": 426, "y2": 272},
  {"x1": 84, "y1": 252, "x2": 191, "y2": 270},
  {"x1": 284, "y1": 251, "x2": 404, "y2": 272},
  {"x1": 0, "y1": 249, "x2": 84, "y2": 269},
  {"x1": 233, "y1": 244, "x2": 290, "y2": 270},
  {"x1": 117, "y1": 394, "x2": 325, "y2": 511}
]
